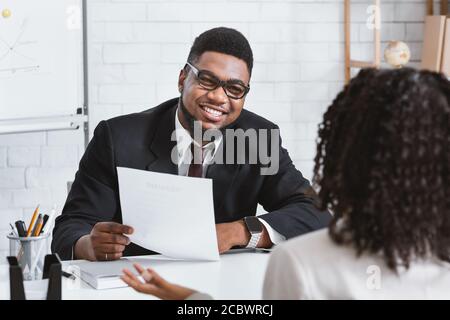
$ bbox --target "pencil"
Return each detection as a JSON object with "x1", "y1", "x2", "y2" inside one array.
[{"x1": 26, "y1": 204, "x2": 40, "y2": 237}]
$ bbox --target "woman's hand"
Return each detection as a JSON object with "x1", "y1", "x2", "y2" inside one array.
[{"x1": 121, "y1": 263, "x2": 196, "y2": 300}]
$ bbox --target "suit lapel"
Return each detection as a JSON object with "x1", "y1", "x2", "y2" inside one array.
[
  {"x1": 146, "y1": 103, "x2": 178, "y2": 175},
  {"x1": 206, "y1": 134, "x2": 241, "y2": 212}
]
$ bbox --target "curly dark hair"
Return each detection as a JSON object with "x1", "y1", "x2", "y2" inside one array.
[
  {"x1": 313, "y1": 68, "x2": 450, "y2": 270},
  {"x1": 187, "y1": 27, "x2": 253, "y2": 76}
]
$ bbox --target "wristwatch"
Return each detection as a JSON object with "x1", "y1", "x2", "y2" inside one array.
[{"x1": 243, "y1": 216, "x2": 263, "y2": 248}]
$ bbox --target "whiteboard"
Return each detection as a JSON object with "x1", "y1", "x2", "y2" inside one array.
[{"x1": 0, "y1": 0, "x2": 84, "y2": 120}]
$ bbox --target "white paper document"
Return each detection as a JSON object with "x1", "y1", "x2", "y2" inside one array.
[{"x1": 117, "y1": 167, "x2": 219, "y2": 261}]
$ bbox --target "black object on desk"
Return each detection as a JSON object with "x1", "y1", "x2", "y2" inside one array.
[
  {"x1": 14, "y1": 221, "x2": 27, "y2": 237},
  {"x1": 61, "y1": 270, "x2": 75, "y2": 280},
  {"x1": 7, "y1": 253, "x2": 62, "y2": 300},
  {"x1": 40, "y1": 214, "x2": 50, "y2": 234}
]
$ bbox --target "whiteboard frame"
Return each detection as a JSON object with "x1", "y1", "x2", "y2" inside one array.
[
  {"x1": 0, "y1": 114, "x2": 87, "y2": 134},
  {"x1": 0, "y1": 0, "x2": 89, "y2": 148}
]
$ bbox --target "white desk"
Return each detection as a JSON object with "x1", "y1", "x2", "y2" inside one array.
[{"x1": 0, "y1": 251, "x2": 270, "y2": 300}]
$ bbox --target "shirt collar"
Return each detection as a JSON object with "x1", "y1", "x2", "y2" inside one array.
[{"x1": 174, "y1": 107, "x2": 222, "y2": 158}]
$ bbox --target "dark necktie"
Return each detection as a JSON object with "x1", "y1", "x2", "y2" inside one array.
[{"x1": 188, "y1": 143, "x2": 203, "y2": 177}]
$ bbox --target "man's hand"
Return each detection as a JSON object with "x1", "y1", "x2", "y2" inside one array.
[
  {"x1": 216, "y1": 220, "x2": 250, "y2": 253},
  {"x1": 74, "y1": 222, "x2": 133, "y2": 261},
  {"x1": 215, "y1": 220, "x2": 250, "y2": 253},
  {"x1": 121, "y1": 263, "x2": 196, "y2": 300},
  {"x1": 216, "y1": 219, "x2": 273, "y2": 253}
]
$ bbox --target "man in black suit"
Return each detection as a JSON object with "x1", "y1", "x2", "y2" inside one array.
[{"x1": 52, "y1": 27, "x2": 331, "y2": 261}]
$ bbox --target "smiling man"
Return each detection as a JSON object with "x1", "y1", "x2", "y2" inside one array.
[{"x1": 52, "y1": 27, "x2": 332, "y2": 261}]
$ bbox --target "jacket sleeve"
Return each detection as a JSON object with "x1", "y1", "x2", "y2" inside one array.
[
  {"x1": 51, "y1": 120, "x2": 120, "y2": 260},
  {"x1": 257, "y1": 126, "x2": 332, "y2": 239}
]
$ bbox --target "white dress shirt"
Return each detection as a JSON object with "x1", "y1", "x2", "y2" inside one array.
[
  {"x1": 174, "y1": 108, "x2": 285, "y2": 245},
  {"x1": 263, "y1": 228, "x2": 450, "y2": 299}
]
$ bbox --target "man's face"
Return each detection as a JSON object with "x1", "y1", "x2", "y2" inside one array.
[{"x1": 178, "y1": 51, "x2": 250, "y2": 131}]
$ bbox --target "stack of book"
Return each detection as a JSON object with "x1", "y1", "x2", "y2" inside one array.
[{"x1": 73, "y1": 259, "x2": 139, "y2": 290}]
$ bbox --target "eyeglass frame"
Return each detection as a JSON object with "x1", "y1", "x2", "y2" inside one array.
[{"x1": 185, "y1": 62, "x2": 250, "y2": 100}]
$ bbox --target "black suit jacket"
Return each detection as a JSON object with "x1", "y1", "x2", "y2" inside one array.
[{"x1": 52, "y1": 98, "x2": 331, "y2": 260}]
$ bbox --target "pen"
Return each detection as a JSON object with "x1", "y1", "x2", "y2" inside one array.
[
  {"x1": 11, "y1": 223, "x2": 25, "y2": 262},
  {"x1": 32, "y1": 214, "x2": 44, "y2": 236},
  {"x1": 42, "y1": 206, "x2": 57, "y2": 235},
  {"x1": 40, "y1": 214, "x2": 50, "y2": 234},
  {"x1": 14, "y1": 221, "x2": 26, "y2": 261},
  {"x1": 26, "y1": 204, "x2": 40, "y2": 237},
  {"x1": 15, "y1": 220, "x2": 27, "y2": 237},
  {"x1": 62, "y1": 270, "x2": 75, "y2": 280}
]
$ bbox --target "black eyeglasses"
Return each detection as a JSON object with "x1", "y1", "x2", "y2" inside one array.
[{"x1": 185, "y1": 62, "x2": 250, "y2": 100}]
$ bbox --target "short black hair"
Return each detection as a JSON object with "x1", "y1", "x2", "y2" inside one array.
[
  {"x1": 313, "y1": 68, "x2": 450, "y2": 271},
  {"x1": 187, "y1": 27, "x2": 253, "y2": 77}
]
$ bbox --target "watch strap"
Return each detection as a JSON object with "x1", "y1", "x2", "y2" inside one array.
[{"x1": 246, "y1": 232, "x2": 262, "y2": 249}]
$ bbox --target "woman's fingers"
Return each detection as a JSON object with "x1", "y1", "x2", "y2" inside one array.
[
  {"x1": 146, "y1": 268, "x2": 168, "y2": 287},
  {"x1": 121, "y1": 268, "x2": 141, "y2": 286},
  {"x1": 121, "y1": 269, "x2": 158, "y2": 295},
  {"x1": 133, "y1": 263, "x2": 153, "y2": 282},
  {"x1": 133, "y1": 263, "x2": 145, "y2": 273}
]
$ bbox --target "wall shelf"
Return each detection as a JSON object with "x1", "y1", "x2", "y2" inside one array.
[
  {"x1": 427, "y1": 0, "x2": 448, "y2": 15},
  {"x1": 344, "y1": 0, "x2": 381, "y2": 84}
]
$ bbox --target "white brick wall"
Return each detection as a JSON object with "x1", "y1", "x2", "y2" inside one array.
[
  {"x1": 0, "y1": 148, "x2": 7, "y2": 168},
  {"x1": 8, "y1": 147, "x2": 41, "y2": 167},
  {"x1": 0, "y1": 130, "x2": 83, "y2": 260},
  {"x1": 0, "y1": 0, "x2": 448, "y2": 259}
]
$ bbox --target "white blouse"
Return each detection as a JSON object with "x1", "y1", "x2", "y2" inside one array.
[{"x1": 263, "y1": 229, "x2": 450, "y2": 299}]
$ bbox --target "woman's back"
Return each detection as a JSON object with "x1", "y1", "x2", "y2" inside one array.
[{"x1": 263, "y1": 229, "x2": 450, "y2": 300}]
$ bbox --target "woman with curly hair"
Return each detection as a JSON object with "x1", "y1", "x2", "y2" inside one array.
[
  {"x1": 121, "y1": 68, "x2": 450, "y2": 299},
  {"x1": 263, "y1": 68, "x2": 450, "y2": 299}
]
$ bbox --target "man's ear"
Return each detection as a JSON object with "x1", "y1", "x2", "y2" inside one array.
[{"x1": 178, "y1": 69, "x2": 187, "y2": 92}]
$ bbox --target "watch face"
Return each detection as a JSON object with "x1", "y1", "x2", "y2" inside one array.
[{"x1": 245, "y1": 217, "x2": 263, "y2": 234}]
